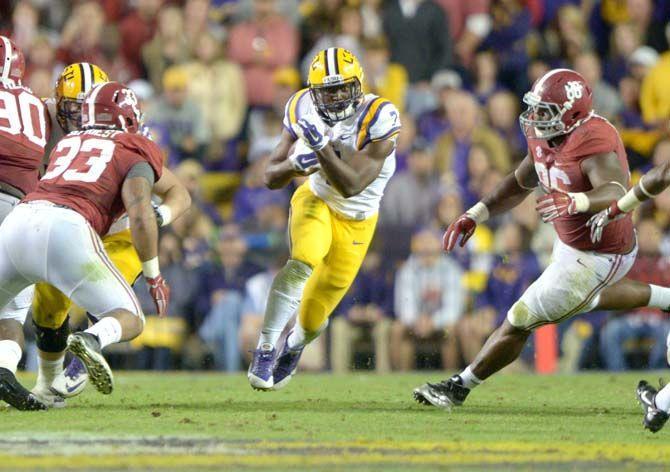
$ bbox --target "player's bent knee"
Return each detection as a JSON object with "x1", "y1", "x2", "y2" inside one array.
[
  {"x1": 506, "y1": 301, "x2": 542, "y2": 331},
  {"x1": 33, "y1": 317, "x2": 69, "y2": 353}
]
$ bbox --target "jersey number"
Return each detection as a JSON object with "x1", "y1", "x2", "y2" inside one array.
[
  {"x1": 535, "y1": 162, "x2": 571, "y2": 190},
  {"x1": 42, "y1": 136, "x2": 115, "y2": 183},
  {"x1": 0, "y1": 90, "x2": 47, "y2": 148}
]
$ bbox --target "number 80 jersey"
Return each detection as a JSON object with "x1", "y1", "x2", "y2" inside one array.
[{"x1": 25, "y1": 129, "x2": 164, "y2": 236}]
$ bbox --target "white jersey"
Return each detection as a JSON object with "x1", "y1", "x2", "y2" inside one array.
[{"x1": 283, "y1": 90, "x2": 401, "y2": 220}]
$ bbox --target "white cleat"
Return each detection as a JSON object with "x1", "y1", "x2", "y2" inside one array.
[
  {"x1": 50, "y1": 355, "x2": 89, "y2": 399},
  {"x1": 66, "y1": 333, "x2": 113, "y2": 395},
  {"x1": 31, "y1": 385, "x2": 66, "y2": 409}
]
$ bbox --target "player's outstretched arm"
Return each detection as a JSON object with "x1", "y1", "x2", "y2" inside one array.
[
  {"x1": 264, "y1": 129, "x2": 305, "y2": 190},
  {"x1": 152, "y1": 167, "x2": 192, "y2": 226},
  {"x1": 122, "y1": 167, "x2": 170, "y2": 317},
  {"x1": 443, "y1": 155, "x2": 538, "y2": 252}
]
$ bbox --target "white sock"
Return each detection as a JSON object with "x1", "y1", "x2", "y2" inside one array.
[
  {"x1": 0, "y1": 340, "x2": 22, "y2": 374},
  {"x1": 655, "y1": 384, "x2": 670, "y2": 412},
  {"x1": 35, "y1": 354, "x2": 65, "y2": 390},
  {"x1": 457, "y1": 366, "x2": 483, "y2": 390},
  {"x1": 257, "y1": 260, "x2": 312, "y2": 350},
  {"x1": 85, "y1": 317, "x2": 122, "y2": 349},
  {"x1": 287, "y1": 319, "x2": 329, "y2": 351},
  {"x1": 648, "y1": 285, "x2": 670, "y2": 311}
]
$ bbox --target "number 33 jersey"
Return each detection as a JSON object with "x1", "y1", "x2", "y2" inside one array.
[
  {"x1": 284, "y1": 89, "x2": 401, "y2": 220},
  {"x1": 528, "y1": 114, "x2": 634, "y2": 254},
  {"x1": 25, "y1": 129, "x2": 164, "y2": 235}
]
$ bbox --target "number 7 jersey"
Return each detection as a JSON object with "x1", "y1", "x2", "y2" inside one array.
[{"x1": 25, "y1": 129, "x2": 164, "y2": 235}]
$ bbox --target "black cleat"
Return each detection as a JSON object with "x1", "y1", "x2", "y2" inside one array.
[
  {"x1": 636, "y1": 380, "x2": 669, "y2": 433},
  {"x1": 67, "y1": 332, "x2": 114, "y2": 395},
  {"x1": 413, "y1": 376, "x2": 470, "y2": 409},
  {"x1": 0, "y1": 367, "x2": 47, "y2": 411}
]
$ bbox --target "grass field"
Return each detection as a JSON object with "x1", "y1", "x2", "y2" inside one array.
[{"x1": 1, "y1": 371, "x2": 668, "y2": 471}]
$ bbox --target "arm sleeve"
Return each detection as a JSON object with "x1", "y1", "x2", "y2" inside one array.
[{"x1": 125, "y1": 161, "x2": 155, "y2": 185}]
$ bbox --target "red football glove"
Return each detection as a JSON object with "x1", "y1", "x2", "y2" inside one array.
[
  {"x1": 535, "y1": 190, "x2": 579, "y2": 223},
  {"x1": 443, "y1": 214, "x2": 477, "y2": 252},
  {"x1": 146, "y1": 274, "x2": 170, "y2": 317}
]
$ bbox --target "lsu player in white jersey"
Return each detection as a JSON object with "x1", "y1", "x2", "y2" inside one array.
[
  {"x1": 248, "y1": 47, "x2": 401, "y2": 390},
  {"x1": 29, "y1": 64, "x2": 190, "y2": 408}
]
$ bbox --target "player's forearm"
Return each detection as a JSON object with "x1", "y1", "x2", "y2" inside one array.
[
  {"x1": 481, "y1": 171, "x2": 532, "y2": 217},
  {"x1": 581, "y1": 182, "x2": 628, "y2": 212},
  {"x1": 264, "y1": 159, "x2": 298, "y2": 190},
  {"x1": 129, "y1": 209, "x2": 159, "y2": 263},
  {"x1": 316, "y1": 145, "x2": 365, "y2": 198},
  {"x1": 156, "y1": 185, "x2": 191, "y2": 225},
  {"x1": 613, "y1": 165, "x2": 670, "y2": 213}
]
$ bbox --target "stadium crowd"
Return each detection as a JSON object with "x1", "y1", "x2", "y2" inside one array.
[{"x1": 4, "y1": 0, "x2": 670, "y2": 373}]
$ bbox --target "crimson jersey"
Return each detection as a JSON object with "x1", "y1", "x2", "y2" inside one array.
[
  {"x1": 0, "y1": 82, "x2": 50, "y2": 195},
  {"x1": 528, "y1": 115, "x2": 634, "y2": 254},
  {"x1": 26, "y1": 129, "x2": 163, "y2": 235}
]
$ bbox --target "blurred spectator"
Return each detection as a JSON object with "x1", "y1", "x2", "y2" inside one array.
[
  {"x1": 233, "y1": 155, "x2": 290, "y2": 225},
  {"x1": 299, "y1": 0, "x2": 344, "y2": 58},
  {"x1": 617, "y1": 75, "x2": 663, "y2": 164},
  {"x1": 26, "y1": 68, "x2": 53, "y2": 99},
  {"x1": 362, "y1": 36, "x2": 408, "y2": 114},
  {"x1": 183, "y1": 31, "x2": 247, "y2": 163},
  {"x1": 25, "y1": 35, "x2": 57, "y2": 81},
  {"x1": 574, "y1": 52, "x2": 622, "y2": 121},
  {"x1": 196, "y1": 224, "x2": 261, "y2": 371},
  {"x1": 640, "y1": 36, "x2": 670, "y2": 126},
  {"x1": 391, "y1": 228, "x2": 465, "y2": 370},
  {"x1": 383, "y1": 0, "x2": 452, "y2": 116},
  {"x1": 626, "y1": 0, "x2": 669, "y2": 53},
  {"x1": 10, "y1": 1, "x2": 39, "y2": 52},
  {"x1": 434, "y1": 91, "x2": 510, "y2": 201},
  {"x1": 56, "y1": 1, "x2": 106, "y2": 66},
  {"x1": 472, "y1": 50, "x2": 504, "y2": 105},
  {"x1": 380, "y1": 139, "x2": 440, "y2": 228},
  {"x1": 546, "y1": 5, "x2": 592, "y2": 66},
  {"x1": 142, "y1": 6, "x2": 190, "y2": 92},
  {"x1": 600, "y1": 219, "x2": 670, "y2": 370},
  {"x1": 97, "y1": 25, "x2": 134, "y2": 85},
  {"x1": 486, "y1": 91, "x2": 525, "y2": 162},
  {"x1": 360, "y1": 0, "x2": 384, "y2": 39},
  {"x1": 603, "y1": 22, "x2": 641, "y2": 87},
  {"x1": 416, "y1": 70, "x2": 462, "y2": 143},
  {"x1": 628, "y1": 46, "x2": 659, "y2": 81},
  {"x1": 119, "y1": 0, "x2": 162, "y2": 78},
  {"x1": 183, "y1": 0, "x2": 216, "y2": 49},
  {"x1": 331, "y1": 250, "x2": 393, "y2": 373},
  {"x1": 146, "y1": 66, "x2": 210, "y2": 165},
  {"x1": 227, "y1": 0, "x2": 299, "y2": 107},
  {"x1": 301, "y1": 6, "x2": 365, "y2": 79},
  {"x1": 457, "y1": 222, "x2": 540, "y2": 364},
  {"x1": 247, "y1": 67, "x2": 301, "y2": 162},
  {"x1": 435, "y1": 0, "x2": 492, "y2": 66},
  {"x1": 134, "y1": 233, "x2": 197, "y2": 369}
]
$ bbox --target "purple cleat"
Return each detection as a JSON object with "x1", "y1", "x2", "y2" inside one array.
[
  {"x1": 50, "y1": 355, "x2": 89, "y2": 399},
  {"x1": 272, "y1": 333, "x2": 304, "y2": 391},
  {"x1": 248, "y1": 344, "x2": 276, "y2": 391}
]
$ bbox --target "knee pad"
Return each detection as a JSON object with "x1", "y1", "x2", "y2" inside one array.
[
  {"x1": 33, "y1": 316, "x2": 70, "y2": 353},
  {"x1": 273, "y1": 259, "x2": 313, "y2": 298},
  {"x1": 506, "y1": 301, "x2": 537, "y2": 330}
]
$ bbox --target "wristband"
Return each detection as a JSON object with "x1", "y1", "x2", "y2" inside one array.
[
  {"x1": 617, "y1": 189, "x2": 643, "y2": 213},
  {"x1": 142, "y1": 257, "x2": 160, "y2": 278},
  {"x1": 157, "y1": 204, "x2": 172, "y2": 227},
  {"x1": 638, "y1": 178, "x2": 656, "y2": 199},
  {"x1": 568, "y1": 192, "x2": 590, "y2": 213},
  {"x1": 465, "y1": 202, "x2": 489, "y2": 224}
]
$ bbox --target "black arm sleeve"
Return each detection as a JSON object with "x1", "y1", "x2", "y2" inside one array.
[{"x1": 126, "y1": 162, "x2": 155, "y2": 186}]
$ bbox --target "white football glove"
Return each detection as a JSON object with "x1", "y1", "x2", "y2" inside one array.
[
  {"x1": 292, "y1": 116, "x2": 329, "y2": 151},
  {"x1": 288, "y1": 139, "x2": 321, "y2": 174}
]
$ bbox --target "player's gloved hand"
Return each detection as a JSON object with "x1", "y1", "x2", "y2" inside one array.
[
  {"x1": 586, "y1": 201, "x2": 624, "y2": 243},
  {"x1": 535, "y1": 189, "x2": 583, "y2": 223},
  {"x1": 288, "y1": 151, "x2": 320, "y2": 175},
  {"x1": 146, "y1": 275, "x2": 170, "y2": 317},
  {"x1": 443, "y1": 214, "x2": 477, "y2": 252},
  {"x1": 293, "y1": 117, "x2": 329, "y2": 151}
]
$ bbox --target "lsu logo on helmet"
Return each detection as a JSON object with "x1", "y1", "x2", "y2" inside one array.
[{"x1": 55, "y1": 63, "x2": 109, "y2": 132}]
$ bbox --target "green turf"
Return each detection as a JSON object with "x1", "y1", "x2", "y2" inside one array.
[{"x1": 1, "y1": 371, "x2": 668, "y2": 470}]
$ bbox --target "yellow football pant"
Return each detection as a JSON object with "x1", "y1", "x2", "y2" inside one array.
[
  {"x1": 32, "y1": 229, "x2": 142, "y2": 329},
  {"x1": 289, "y1": 183, "x2": 378, "y2": 332}
]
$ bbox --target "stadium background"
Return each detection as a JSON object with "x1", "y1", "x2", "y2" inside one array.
[{"x1": 4, "y1": 0, "x2": 670, "y2": 375}]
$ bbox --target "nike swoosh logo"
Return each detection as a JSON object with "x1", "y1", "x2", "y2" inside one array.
[{"x1": 66, "y1": 378, "x2": 87, "y2": 393}]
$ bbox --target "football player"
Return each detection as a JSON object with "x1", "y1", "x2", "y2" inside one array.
[
  {"x1": 413, "y1": 69, "x2": 670, "y2": 411},
  {"x1": 588, "y1": 150, "x2": 670, "y2": 433},
  {"x1": 247, "y1": 48, "x2": 401, "y2": 390},
  {"x1": 0, "y1": 36, "x2": 51, "y2": 410},
  {"x1": 0, "y1": 82, "x2": 179, "y2": 409},
  {"x1": 30, "y1": 65, "x2": 190, "y2": 408}
]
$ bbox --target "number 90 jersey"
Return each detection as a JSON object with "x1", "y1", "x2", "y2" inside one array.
[
  {"x1": 528, "y1": 114, "x2": 634, "y2": 254},
  {"x1": 284, "y1": 89, "x2": 401, "y2": 220},
  {"x1": 25, "y1": 129, "x2": 164, "y2": 236}
]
